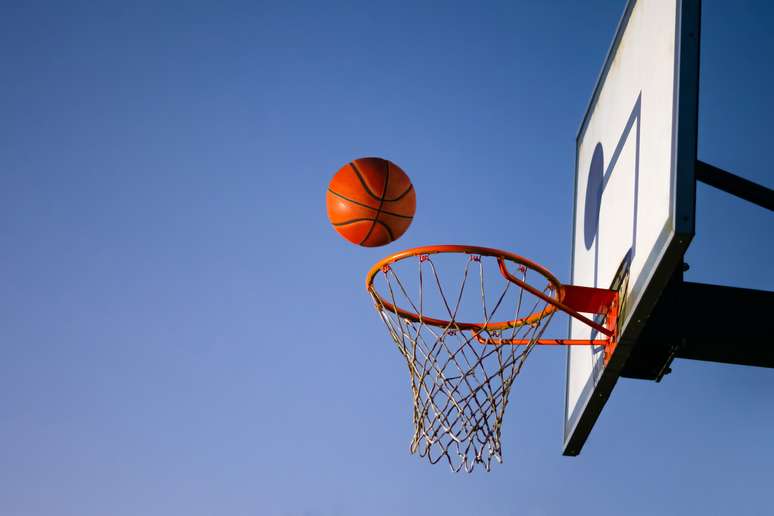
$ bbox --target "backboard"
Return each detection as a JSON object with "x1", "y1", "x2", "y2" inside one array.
[{"x1": 564, "y1": 0, "x2": 701, "y2": 456}]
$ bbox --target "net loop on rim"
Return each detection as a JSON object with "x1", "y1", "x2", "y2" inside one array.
[{"x1": 366, "y1": 245, "x2": 563, "y2": 472}]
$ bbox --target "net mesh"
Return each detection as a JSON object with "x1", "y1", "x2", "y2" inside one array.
[{"x1": 369, "y1": 252, "x2": 557, "y2": 472}]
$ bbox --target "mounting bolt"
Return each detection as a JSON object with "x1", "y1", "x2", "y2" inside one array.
[{"x1": 682, "y1": 262, "x2": 690, "y2": 272}]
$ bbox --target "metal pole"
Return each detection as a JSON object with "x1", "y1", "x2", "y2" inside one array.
[{"x1": 695, "y1": 160, "x2": 774, "y2": 211}]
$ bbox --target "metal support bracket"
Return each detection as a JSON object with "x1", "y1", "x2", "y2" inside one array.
[
  {"x1": 695, "y1": 160, "x2": 774, "y2": 211},
  {"x1": 621, "y1": 266, "x2": 774, "y2": 379}
]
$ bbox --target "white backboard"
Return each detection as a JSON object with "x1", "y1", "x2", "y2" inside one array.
[{"x1": 564, "y1": 0, "x2": 700, "y2": 455}]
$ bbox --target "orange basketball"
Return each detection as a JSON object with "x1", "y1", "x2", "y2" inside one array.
[{"x1": 327, "y1": 157, "x2": 416, "y2": 247}]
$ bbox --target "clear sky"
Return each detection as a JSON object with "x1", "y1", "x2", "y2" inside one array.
[{"x1": 2, "y1": 1, "x2": 772, "y2": 515}]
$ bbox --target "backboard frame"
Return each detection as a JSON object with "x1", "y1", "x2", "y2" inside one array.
[{"x1": 563, "y1": 0, "x2": 701, "y2": 456}]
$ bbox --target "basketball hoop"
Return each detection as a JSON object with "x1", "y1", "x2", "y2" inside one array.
[{"x1": 366, "y1": 245, "x2": 619, "y2": 472}]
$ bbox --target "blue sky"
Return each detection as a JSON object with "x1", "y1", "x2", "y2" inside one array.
[{"x1": 2, "y1": 1, "x2": 772, "y2": 515}]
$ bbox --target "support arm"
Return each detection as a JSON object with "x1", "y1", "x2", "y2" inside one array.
[{"x1": 696, "y1": 160, "x2": 774, "y2": 211}]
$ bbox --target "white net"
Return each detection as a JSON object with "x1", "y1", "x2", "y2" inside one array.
[{"x1": 369, "y1": 251, "x2": 558, "y2": 472}]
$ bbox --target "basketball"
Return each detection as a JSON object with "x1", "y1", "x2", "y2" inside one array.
[{"x1": 326, "y1": 157, "x2": 416, "y2": 247}]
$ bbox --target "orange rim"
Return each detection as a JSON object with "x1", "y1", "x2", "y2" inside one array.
[
  {"x1": 366, "y1": 244, "x2": 563, "y2": 331},
  {"x1": 497, "y1": 259, "x2": 614, "y2": 338}
]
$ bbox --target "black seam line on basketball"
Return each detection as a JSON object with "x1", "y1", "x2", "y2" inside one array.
[
  {"x1": 349, "y1": 161, "x2": 383, "y2": 202},
  {"x1": 331, "y1": 217, "x2": 376, "y2": 226},
  {"x1": 331, "y1": 218, "x2": 395, "y2": 241},
  {"x1": 327, "y1": 188, "x2": 413, "y2": 219},
  {"x1": 382, "y1": 184, "x2": 413, "y2": 202},
  {"x1": 332, "y1": 217, "x2": 411, "y2": 226},
  {"x1": 360, "y1": 160, "x2": 390, "y2": 245}
]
